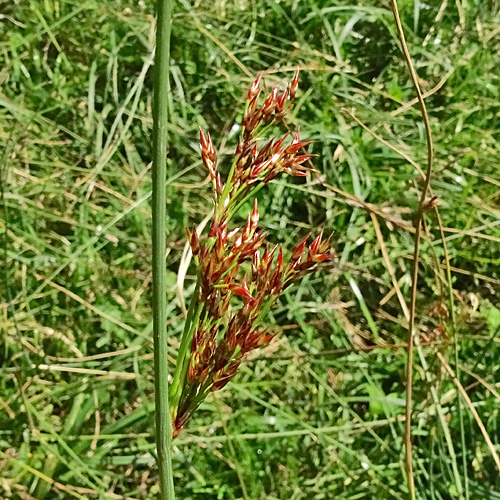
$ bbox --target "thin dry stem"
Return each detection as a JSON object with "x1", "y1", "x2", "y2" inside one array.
[{"x1": 390, "y1": 2, "x2": 434, "y2": 498}]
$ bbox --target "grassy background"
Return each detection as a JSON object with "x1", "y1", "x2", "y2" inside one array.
[{"x1": 1, "y1": 0, "x2": 500, "y2": 498}]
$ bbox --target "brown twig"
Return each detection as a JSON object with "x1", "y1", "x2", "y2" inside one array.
[{"x1": 390, "y1": 2, "x2": 434, "y2": 498}]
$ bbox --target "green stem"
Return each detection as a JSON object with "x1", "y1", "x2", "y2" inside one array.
[
  {"x1": 170, "y1": 277, "x2": 202, "y2": 412},
  {"x1": 227, "y1": 182, "x2": 266, "y2": 221},
  {"x1": 152, "y1": 0, "x2": 175, "y2": 497},
  {"x1": 215, "y1": 156, "x2": 240, "y2": 220}
]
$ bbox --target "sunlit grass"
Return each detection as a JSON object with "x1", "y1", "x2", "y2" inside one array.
[{"x1": 1, "y1": 1, "x2": 500, "y2": 498}]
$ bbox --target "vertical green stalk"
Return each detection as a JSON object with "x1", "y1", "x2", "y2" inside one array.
[{"x1": 152, "y1": 0, "x2": 175, "y2": 498}]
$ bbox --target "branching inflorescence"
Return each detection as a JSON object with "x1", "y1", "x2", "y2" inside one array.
[{"x1": 169, "y1": 72, "x2": 335, "y2": 438}]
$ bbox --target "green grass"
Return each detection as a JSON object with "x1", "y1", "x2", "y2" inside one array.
[{"x1": 1, "y1": 0, "x2": 500, "y2": 498}]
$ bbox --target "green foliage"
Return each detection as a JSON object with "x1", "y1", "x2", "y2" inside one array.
[{"x1": 1, "y1": 0, "x2": 500, "y2": 499}]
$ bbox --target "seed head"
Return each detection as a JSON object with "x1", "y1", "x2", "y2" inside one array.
[{"x1": 172, "y1": 69, "x2": 335, "y2": 439}]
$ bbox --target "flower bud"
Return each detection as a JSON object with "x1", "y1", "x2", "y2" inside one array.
[
  {"x1": 186, "y1": 226, "x2": 200, "y2": 256},
  {"x1": 247, "y1": 74, "x2": 262, "y2": 101},
  {"x1": 310, "y1": 230, "x2": 324, "y2": 255},
  {"x1": 276, "y1": 89, "x2": 288, "y2": 112},
  {"x1": 291, "y1": 234, "x2": 309, "y2": 262},
  {"x1": 227, "y1": 281, "x2": 254, "y2": 301}
]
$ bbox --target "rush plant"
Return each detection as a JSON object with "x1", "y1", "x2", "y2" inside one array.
[{"x1": 169, "y1": 72, "x2": 335, "y2": 437}]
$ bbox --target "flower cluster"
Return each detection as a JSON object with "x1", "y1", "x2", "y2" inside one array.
[
  {"x1": 199, "y1": 71, "x2": 316, "y2": 216},
  {"x1": 170, "y1": 72, "x2": 335, "y2": 438}
]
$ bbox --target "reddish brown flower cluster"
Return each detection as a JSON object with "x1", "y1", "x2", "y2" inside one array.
[
  {"x1": 231, "y1": 128, "x2": 317, "y2": 190},
  {"x1": 171, "y1": 72, "x2": 335, "y2": 438},
  {"x1": 242, "y1": 71, "x2": 298, "y2": 136},
  {"x1": 199, "y1": 70, "x2": 317, "y2": 208}
]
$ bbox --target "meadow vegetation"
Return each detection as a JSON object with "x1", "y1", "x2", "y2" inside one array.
[{"x1": 1, "y1": 0, "x2": 500, "y2": 498}]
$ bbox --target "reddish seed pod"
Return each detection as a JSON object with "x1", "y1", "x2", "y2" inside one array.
[
  {"x1": 293, "y1": 154, "x2": 316, "y2": 165},
  {"x1": 246, "y1": 91, "x2": 261, "y2": 120},
  {"x1": 291, "y1": 234, "x2": 309, "y2": 261},
  {"x1": 199, "y1": 128, "x2": 217, "y2": 181},
  {"x1": 262, "y1": 86, "x2": 279, "y2": 115},
  {"x1": 272, "y1": 134, "x2": 288, "y2": 155},
  {"x1": 207, "y1": 133, "x2": 217, "y2": 163},
  {"x1": 199, "y1": 127, "x2": 209, "y2": 150},
  {"x1": 261, "y1": 243, "x2": 269, "y2": 264},
  {"x1": 227, "y1": 227, "x2": 240, "y2": 240},
  {"x1": 250, "y1": 199, "x2": 259, "y2": 230},
  {"x1": 310, "y1": 230, "x2": 324, "y2": 255},
  {"x1": 269, "y1": 268, "x2": 283, "y2": 296},
  {"x1": 242, "y1": 213, "x2": 252, "y2": 240},
  {"x1": 219, "y1": 219, "x2": 228, "y2": 240},
  {"x1": 233, "y1": 231, "x2": 243, "y2": 248},
  {"x1": 252, "y1": 251, "x2": 260, "y2": 280},
  {"x1": 276, "y1": 89, "x2": 288, "y2": 112},
  {"x1": 319, "y1": 234, "x2": 332, "y2": 254},
  {"x1": 250, "y1": 159, "x2": 271, "y2": 179},
  {"x1": 268, "y1": 244, "x2": 279, "y2": 264},
  {"x1": 206, "y1": 134, "x2": 216, "y2": 162},
  {"x1": 216, "y1": 173, "x2": 224, "y2": 196},
  {"x1": 216, "y1": 235, "x2": 225, "y2": 261},
  {"x1": 312, "y1": 253, "x2": 332, "y2": 263},
  {"x1": 226, "y1": 331, "x2": 238, "y2": 353},
  {"x1": 257, "y1": 138, "x2": 275, "y2": 162},
  {"x1": 209, "y1": 219, "x2": 219, "y2": 238},
  {"x1": 288, "y1": 169, "x2": 307, "y2": 177},
  {"x1": 262, "y1": 171, "x2": 277, "y2": 184},
  {"x1": 286, "y1": 140, "x2": 314, "y2": 155},
  {"x1": 258, "y1": 333, "x2": 275, "y2": 347},
  {"x1": 191, "y1": 227, "x2": 200, "y2": 256},
  {"x1": 203, "y1": 161, "x2": 216, "y2": 182},
  {"x1": 276, "y1": 246, "x2": 284, "y2": 272},
  {"x1": 269, "y1": 151, "x2": 283, "y2": 167},
  {"x1": 188, "y1": 352, "x2": 201, "y2": 383},
  {"x1": 188, "y1": 363, "x2": 196, "y2": 384},
  {"x1": 186, "y1": 226, "x2": 200, "y2": 256},
  {"x1": 211, "y1": 360, "x2": 242, "y2": 392},
  {"x1": 227, "y1": 282, "x2": 254, "y2": 301},
  {"x1": 243, "y1": 329, "x2": 268, "y2": 351},
  {"x1": 248, "y1": 74, "x2": 262, "y2": 101},
  {"x1": 262, "y1": 244, "x2": 277, "y2": 267}
]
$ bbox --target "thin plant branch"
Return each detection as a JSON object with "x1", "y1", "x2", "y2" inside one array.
[
  {"x1": 390, "y1": 2, "x2": 434, "y2": 498},
  {"x1": 343, "y1": 105, "x2": 470, "y2": 500}
]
